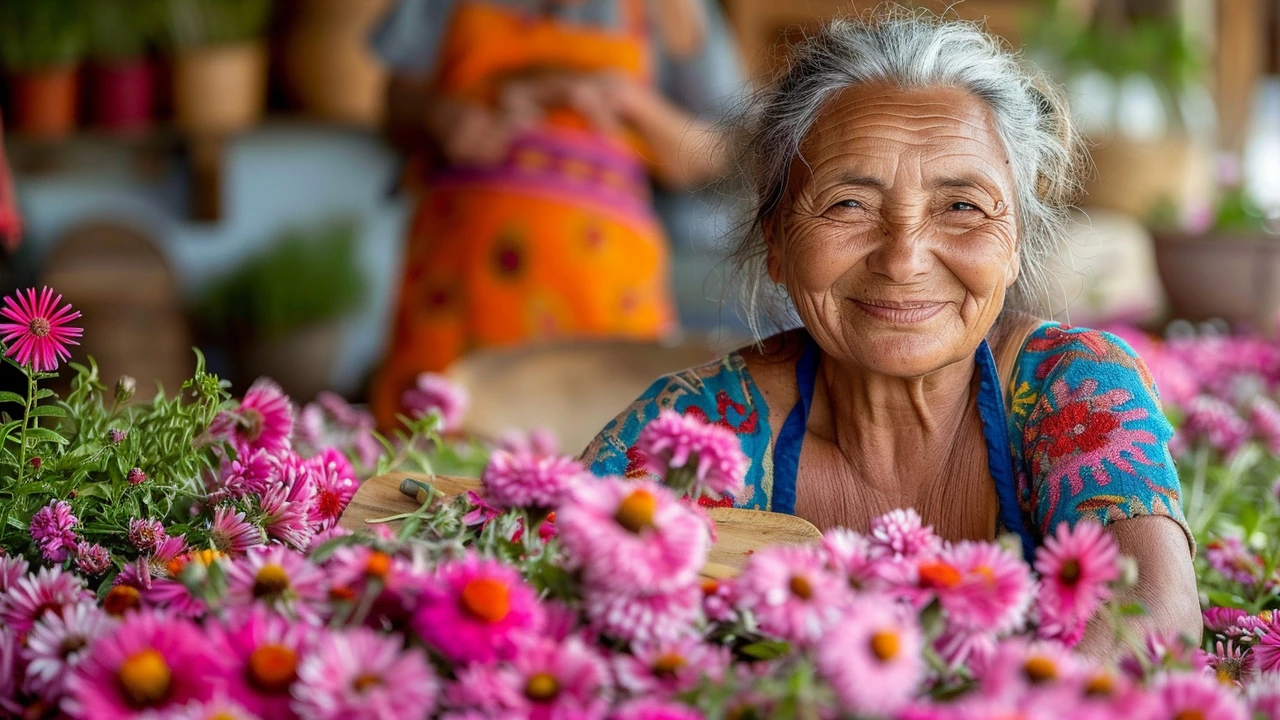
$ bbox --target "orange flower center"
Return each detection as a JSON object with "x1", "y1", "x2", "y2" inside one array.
[
  {"x1": 252, "y1": 564, "x2": 291, "y2": 599},
  {"x1": 972, "y1": 564, "x2": 997, "y2": 586},
  {"x1": 117, "y1": 649, "x2": 171, "y2": 708},
  {"x1": 652, "y1": 652, "x2": 687, "y2": 677},
  {"x1": 165, "y1": 555, "x2": 189, "y2": 579},
  {"x1": 614, "y1": 489, "x2": 658, "y2": 533},
  {"x1": 365, "y1": 552, "x2": 392, "y2": 579},
  {"x1": 28, "y1": 317, "x2": 50, "y2": 338},
  {"x1": 918, "y1": 561, "x2": 962, "y2": 589},
  {"x1": 1084, "y1": 672, "x2": 1114, "y2": 697},
  {"x1": 1174, "y1": 712, "x2": 1206, "y2": 720},
  {"x1": 788, "y1": 574, "x2": 814, "y2": 600},
  {"x1": 247, "y1": 644, "x2": 298, "y2": 693},
  {"x1": 1058, "y1": 559, "x2": 1082, "y2": 586},
  {"x1": 459, "y1": 577, "x2": 511, "y2": 623},
  {"x1": 353, "y1": 673, "x2": 383, "y2": 692},
  {"x1": 870, "y1": 630, "x2": 900, "y2": 662},
  {"x1": 329, "y1": 585, "x2": 356, "y2": 602},
  {"x1": 700, "y1": 579, "x2": 720, "y2": 595},
  {"x1": 1022, "y1": 656, "x2": 1058, "y2": 685},
  {"x1": 524, "y1": 672, "x2": 560, "y2": 701},
  {"x1": 103, "y1": 586, "x2": 141, "y2": 616}
]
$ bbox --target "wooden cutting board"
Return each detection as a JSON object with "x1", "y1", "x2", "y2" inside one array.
[{"x1": 339, "y1": 473, "x2": 824, "y2": 576}]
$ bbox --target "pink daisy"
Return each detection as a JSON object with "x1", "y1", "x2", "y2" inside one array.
[
  {"x1": 219, "y1": 606, "x2": 313, "y2": 719},
  {"x1": 505, "y1": 635, "x2": 609, "y2": 720},
  {"x1": 74, "y1": 541, "x2": 112, "y2": 576},
  {"x1": 214, "y1": 378, "x2": 295, "y2": 458},
  {"x1": 1198, "y1": 639, "x2": 1254, "y2": 686},
  {"x1": 1203, "y1": 607, "x2": 1251, "y2": 635},
  {"x1": 305, "y1": 448, "x2": 360, "y2": 531},
  {"x1": 816, "y1": 595, "x2": 924, "y2": 716},
  {"x1": 1182, "y1": 395, "x2": 1250, "y2": 456},
  {"x1": 1033, "y1": 521, "x2": 1120, "y2": 623},
  {"x1": 411, "y1": 553, "x2": 545, "y2": 664},
  {"x1": 556, "y1": 477, "x2": 711, "y2": 594},
  {"x1": 0, "y1": 286, "x2": 82, "y2": 372},
  {"x1": 935, "y1": 540, "x2": 1033, "y2": 635},
  {"x1": 402, "y1": 372, "x2": 469, "y2": 433},
  {"x1": 164, "y1": 695, "x2": 261, "y2": 720},
  {"x1": 0, "y1": 626, "x2": 21, "y2": 716},
  {"x1": 610, "y1": 699, "x2": 705, "y2": 720},
  {"x1": 613, "y1": 637, "x2": 731, "y2": 695},
  {"x1": 1248, "y1": 677, "x2": 1280, "y2": 720},
  {"x1": 0, "y1": 552, "x2": 29, "y2": 593},
  {"x1": 65, "y1": 611, "x2": 228, "y2": 720},
  {"x1": 213, "y1": 448, "x2": 279, "y2": 502},
  {"x1": 634, "y1": 409, "x2": 748, "y2": 499},
  {"x1": 932, "y1": 626, "x2": 998, "y2": 672},
  {"x1": 28, "y1": 499, "x2": 79, "y2": 563},
  {"x1": 22, "y1": 602, "x2": 113, "y2": 702},
  {"x1": 1205, "y1": 537, "x2": 1264, "y2": 586},
  {"x1": 496, "y1": 426, "x2": 559, "y2": 457},
  {"x1": 443, "y1": 662, "x2": 528, "y2": 716},
  {"x1": 821, "y1": 527, "x2": 888, "y2": 591},
  {"x1": 1255, "y1": 631, "x2": 1280, "y2": 674},
  {"x1": 733, "y1": 544, "x2": 848, "y2": 644},
  {"x1": 292, "y1": 628, "x2": 438, "y2": 720},
  {"x1": 978, "y1": 638, "x2": 1082, "y2": 698},
  {"x1": 224, "y1": 545, "x2": 328, "y2": 623},
  {"x1": 870, "y1": 509, "x2": 941, "y2": 560},
  {"x1": 0, "y1": 565, "x2": 92, "y2": 634},
  {"x1": 583, "y1": 581, "x2": 703, "y2": 645},
  {"x1": 127, "y1": 517, "x2": 168, "y2": 553},
  {"x1": 208, "y1": 505, "x2": 264, "y2": 554},
  {"x1": 481, "y1": 449, "x2": 585, "y2": 510},
  {"x1": 258, "y1": 456, "x2": 317, "y2": 551},
  {"x1": 1153, "y1": 672, "x2": 1248, "y2": 720},
  {"x1": 1251, "y1": 397, "x2": 1280, "y2": 454}
]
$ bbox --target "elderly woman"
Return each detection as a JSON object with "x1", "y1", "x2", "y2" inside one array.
[{"x1": 583, "y1": 12, "x2": 1199, "y2": 650}]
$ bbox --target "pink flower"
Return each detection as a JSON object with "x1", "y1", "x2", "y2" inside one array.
[
  {"x1": 0, "y1": 286, "x2": 82, "y2": 372},
  {"x1": 224, "y1": 546, "x2": 328, "y2": 623},
  {"x1": 74, "y1": 541, "x2": 112, "y2": 575},
  {"x1": 613, "y1": 637, "x2": 731, "y2": 695},
  {"x1": 978, "y1": 638, "x2": 1082, "y2": 698},
  {"x1": 634, "y1": 410, "x2": 748, "y2": 499},
  {"x1": 0, "y1": 553, "x2": 29, "y2": 593},
  {"x1": 258, "y1": 456, "x2": 318, "y2": 550},
  {"x1": 214, "y1": 378, "x2": 295, "y2": 458},
  {"x1": 219, "y1": 606, "x2": 313, "y2": 719},
  {"x1": 583, "y1": 581, "x2": 703, "y2": 645},
  {"x1": 128, "y1": 517, "x2": 168, "y2": 553},
  {"x1": 1198, "y1": 639, "x2": 1254, "y2": 686},
  {"x1": 165, "y1": 696, "x2": 261, "y2": 720},
  {"x1": 21, "y1": 602, "x2": 113, "y2": 702},
  {"x1": 1203, "y1": 607, "x2": 1251, "y2": 635},
  {"x1": 213, "y1": 448, "x2": 279, "y2": 502},
  {"x1": 1255, "y1": 631, "x2": 1280, "y2": 674},
  {"x1": 816, "y1": 595, "x2": 924, "y2": 716},
  {"x1": 209, "y1": 505, "x2": 264, "y2": 554},
  {"x1": 402, "y1": 372, "x2": 469, "y2": 432},
  {"x1": 127, "y1": 467, "x2": 147, "y2": 485},
  {"x1": 870, "y1": 509, "x2": 941, "y2": 560},
  {"x1": 65, "y1": 611, "x2": 228, "y2": 720},
  {"x1": 1252, "y1": 398, "x2": 1280, "y2": 454},
  {"x1": 443, "y1": 662, "x2": 527, "y2": 716},
  {"x1": 1182, "y1": 395, "x2": 1250, "y2": 456},
  {"x1": 558, "y1": 477, "x2": 711, "y2": 594},
  {"x1": 295, "y1": 392, "x2": 380, "y2": 470},
  {"x1": 481, "y1": 449, "x2": 585, "y2": 510},
  {"x1": 1033, "y1": 522, "x2": 1120, "y2": 628},
  {"x1": 305, "y1": 448, "x2": 359, "y2": 532},
  {"x1": 1153, "y1": 672, "x2": 1248, "y2": 720},
  {"x1": 497, "y1": 426, "x2": 559, "y2": 457},
  {"x1": 28, "y1": 500, "x2": 79, "y2": 563},
  {"x1": 505, "y1": 635, "x2": 609, "y2": 720},
  {"x1": 734, "y1": 544, "x2": 848, "y2": 644},
  {"x1": 0, "y1": 565, "x2": 91, "y2": 634},
  {"x1": 411, "y1": 553, "x2": 544, "y2": 664},
  {"x1": 610, "y1": 699, "x2": 705, "y2": 720},
  {"x1": 935, "y1": 540, "x2": 1033, "y2": 635},
  {"x1": 1205, "y1": 537, "x2": 1264, "y2": 586},
  {"x1": 293, "y1": 628, "x2": 438, "y2": 720},
  {"x1": 821, "y1": 527, "x2": 889, "y2": 590},
  {"x1": 1249, "y1": 677, "x2": 1280, "y2": 720}
]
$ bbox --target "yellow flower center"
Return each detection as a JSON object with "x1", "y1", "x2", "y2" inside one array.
[
  {"x1": 614, "y1": 489, "x2": 658, "y2": 533},
  {"x1": 28, "y1": 317, "x2": 50, "y2": 338},
  {"x1": 1058, "y1": 559, "x2": 1082, "y2": 586},
  {"x1": 210, "y1": 714, "x2": 239, "y2": 720},
  {"x1": 789, "y1": 574, "x2": 814, "y2": 600},
  {"x1": 972, "y1": 564, "x2": 997, "y2": 587},
  {"x1": 525, "y1": 672, "x2": 560, "y2": 701},
  {"x1": 1216, "y1": 667, "x2": 1235, "y2": 685},
  {"x1": 870, "y1": 630, "x2": 900, "y2": 662},
  {"x1": 353, "y1": 673, "x2": 383, "y2": 692},
  {"x1": 252, "y1": 564, "x2": 291, "y2": 599},
  {"x1": 365, "y1": 551, "x2": 392, "y2": 579},
  {"x1": 103, "y1": 585, "x2": 141, "y2": 617},
  {"x1": 1022, "y1": 656, "x2": 1058, "y2": 685},
  {"x1": 248, "y1": 644, "x2": 298, "y2": 693},
  {"x1": 117, "y1": 649, "x2": 171, "y2": 708},
  {"x1": 652, "y1": 652, "x2": 687, "y2": 677},
  {"x1": 1084, "y1": 672, "x2": 1114, "y2": 697},
  {"x1": 459, "y1": 577, "x2": 511, "y2": 623}
]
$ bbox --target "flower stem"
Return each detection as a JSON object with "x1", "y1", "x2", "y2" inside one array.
[{"x1": 15, "y1": 369, "x2": 34, "y2": 486}]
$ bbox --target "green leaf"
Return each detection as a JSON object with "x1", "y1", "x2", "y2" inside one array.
[
  {"x1": 1117, "y1": 602, "x2": 1147, "y2": 617},
  {"x1": 24, "y1": 427, "x2": 69, "y2": 445},
  {"x1": 739, "y1": 641, "x2": 791, "y2": 661},
  {"x1": 28, "y1": 405, "x2": 67, "y2": 418},
  {"x1": 1207, "y1": 589, "x2": 1248, "y2": 609},
  {"x1": 0, "y1": 391, "x2": 25, "y2": 405}
]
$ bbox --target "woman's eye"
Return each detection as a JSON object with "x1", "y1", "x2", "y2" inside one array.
[
  {"x1": 832, "y1": 200, "x2": 861, "y2": 210},
  {"x1": 950, "y1": 201, "x2": 979, "y2": 212}
]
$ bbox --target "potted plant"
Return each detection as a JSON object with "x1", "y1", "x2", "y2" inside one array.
[
  {"x1": 198, "y1": 219, "x2": 368, "y2": 400},
  {"x1": 278, "y1": 0, "x2": 391, "y2": 127},
  {"x1": 162, "y1": 0, "x2": 274, "y2": 136},
  {"x1": 86, "y1": 0, "x2": 162, "y2": 133},
  {"x1": 0, "y1": 0, "x2": 87, "y2": 139}
]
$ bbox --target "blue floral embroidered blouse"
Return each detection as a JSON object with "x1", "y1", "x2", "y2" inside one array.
[{"x1": 581, "y1": 322, "x2": 1191, "y2": 548}]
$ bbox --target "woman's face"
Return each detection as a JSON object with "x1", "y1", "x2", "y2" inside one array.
[{"x1": 768, "y1": 84, "x2": 1020, "y2": 378}]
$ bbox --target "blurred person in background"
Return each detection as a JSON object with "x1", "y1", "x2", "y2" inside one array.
[{"x1": 368, "y1": 0, "x2": 743, "y2": 428}]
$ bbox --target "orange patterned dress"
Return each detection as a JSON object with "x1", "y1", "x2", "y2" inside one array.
[{"x1": 371, "y1": 0, "x2": 676, "y2": 427}]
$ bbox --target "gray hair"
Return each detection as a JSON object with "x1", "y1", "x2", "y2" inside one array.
[{"x1": 724, "y1": 7, "x2": 1084, "y2": 339}]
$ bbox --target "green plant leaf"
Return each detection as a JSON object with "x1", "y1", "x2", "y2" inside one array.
[{"x1": 739, "y1": 641, "x2": 791, "y2": 661}]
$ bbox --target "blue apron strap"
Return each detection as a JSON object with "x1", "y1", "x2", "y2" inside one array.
[
  {"x1": 975, "y1": 339, "x2": 1037, "y2": 562},
  {"x1": 771, "y1": 334, "x2": 819, "y2": 514}
]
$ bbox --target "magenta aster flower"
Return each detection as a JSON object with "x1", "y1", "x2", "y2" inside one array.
[
  {"x1": 505, "y1": 635, "x2": 609, "y2": 720},
  {"x1": 0, "y1": 553, "x2": 29, "y2": 593},
  {"x1": 0, "y1": 565, "x2": 91, "y2": 634},
  {"x1": 127, "y1": 467, "x2": 147, "y2": 485},
  {"x1": 1252, "y1": 397, "x2": 1280, "y2": 454},
  {"x1": 22, "y1": 602, "x2": 113, "y2": 703},
  {"x1": 214, "y1": 378, "x2": 295, "y2": 457},
  {"x1": 583, "y1": 581, "x2": 702, "y2": 645},
  {"x1": 1203, "y1": 607, "x2": 1251, "y2": 635},
  {"x1": 977, "y1": 638, "x2": 1082, "y2": 698},
  {"x1": 1248, "y1": 678, "x2": 1280, "y2": 720},
  {"x1": 1255, "y1": 630, "x2": 1280, "y2": 674},
  {"x1": 1205, "y1": 537, "x2": 1264, "y2": 586},
  {"x1": 613, "y1": 637, "x2": 731, "y2": 695},
  {"x1": 65, "y1": 611, "x2": 228, "y2": 720},
  {"x1": 733, "y1": 544, "x2": 848, "y2": 644},
  {"x1": 611, "y1": 699, "x2": 705, "y2": 720},
  {"x1": 0, "y1": 626, "x2": 20, "y2": 715},
  {"x1": 870, "y1": 509, "x2": 941, "y2": 560},
  {"x1": 0, "y1": 286, "x2": 82, "y2": 372},
  {"x1": 164, "y1": 696, "x2": 261, "y2": 720},
  {"x1": 1198, "y1": 639, "x2": 1254, "y2": 686},
  {"x1": 821, "y1": 527, "x2": 889, "y2": 590},
  {"x1": 213, "y1": 448, "x2": 279, "y2": 502},
  {"x1": 74, "y1": 541, "x2": 112, "y2": 576},
  {"x1": 443, "y1": 662, "x2": 528, "y2": 716},
  {"x1": 402, "y1": 372, "x2": 469, "y2": 432},
  {"x1": 411, "y1": 553, "x2": 545, "y2": 664},
  {"x1": 306, "y1": 448, "x2": 359, "y2": 532},
  {"x1": 224, "y1": 545, "x2": 328, "y2": 623},
  {"x1": 1182, "y1": 395, "x2": 1250, "y2": 456},
  {"x1": 816, "y1": 595, "x2": 924, "y2": 716},
  {"x1": 127, "y1": 517, "x2": 168, "y2": 553},
  {"x1": 258, "y1": 474, "x2": 316, "y2": 551},
  {"x1": 28, "y1": 499, "x2": 79, "y2": 563},
  {"x1": 481, "y1": 449, "x2": 585, "y2": 510},
  {"x1": 293, "y1": 628, "x2": 438, "y2": 720},
  {"x1": 497, "y1": 426, "x2": 559, "y2": 457},
  {"x1": 1153, "y1": 672, "x2": 1248, "y2": 720},
  {"x1": 1033, "y1": 521, "x2": 1120, "y2": 624},
  {"x1": 218, "y1": 606, "x2": 313, "y2": 719},
  {"x1": 634, "y1": 409, "x2": 748, "y2": 499},
  {"x1": 557, "y1": 477, "x2": 711, "y2": 594},
  {"x1": 208, "y1": 505, "x2": 264, "y2": 555},
  {"x1": 935, "y1": 540, "x2": 1033, "y2": 636}
]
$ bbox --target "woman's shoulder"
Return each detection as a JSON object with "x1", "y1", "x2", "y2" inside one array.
[{"x1": 1011, "y1": 320, "x2": 1157, "y2": 393}]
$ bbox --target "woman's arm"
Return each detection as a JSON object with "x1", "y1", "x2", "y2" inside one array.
[
  {"x1": 384, "y1": 72, "x2": 526, "y2": 167},
  {"x1": 610, "y1": 78, "x2": 727, "y2": 189}
]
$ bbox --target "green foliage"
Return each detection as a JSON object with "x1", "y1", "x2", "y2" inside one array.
[
  {"x1": 198, "y1": 220, "x2": 369, "y2": 342},
  {"x1": 87, "y1": 0, "x2": 166, "y2": 61},
  {"x1": 1213, "y1": 186, "x2": 1276, "y2": 235},
  {"x1": 162, "y1": 0, "x2": 273, "y2": 49},
  {"x1": 0, "y1": 0, "x2": 87, "y2": 70}
]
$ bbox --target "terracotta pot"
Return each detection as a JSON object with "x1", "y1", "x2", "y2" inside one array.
[
  {"x1": 7, "y1": 66, "x2": 79, "y2": 139},
  {"x1": 279, "y1": 0, "x2": 389, "y2": 126},
  {"x1": 239, "y1": 321, "x2": 344, "y2": 402},
  {"x1": 172, "y1": 41, "x2": 268, "y2": 136},
  {"x1": 1154, "y1": 232, "x2": 1280, "y2": 332},
  {"x1": 90, "y1": 58, "x2": 154, "y2": 133}
]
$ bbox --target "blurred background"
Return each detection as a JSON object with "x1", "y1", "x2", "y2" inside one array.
[{"x1": 0, "y1": 0, "x2": 1277, "y2": 447}]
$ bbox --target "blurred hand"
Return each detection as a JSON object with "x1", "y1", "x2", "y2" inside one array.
[
  {"x1": 426, "y1": 99, "x2": 533, "y2": 168},
  {"x1": 499, "y1": 71, "x2": 638, "y2": 133}
]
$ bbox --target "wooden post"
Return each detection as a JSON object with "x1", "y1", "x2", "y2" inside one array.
[{"x1": 1216, "y1": 0, "x2": 1265, "y2": 158}]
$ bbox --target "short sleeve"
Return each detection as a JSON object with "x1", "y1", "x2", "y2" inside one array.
[
  {"x1": 654, "y1": 0, "x2": 746, "y2": 122},
  {"x1": 1010, "y1": 325, "x2": 1193, "y2": 553},
  {"x1": 579, "y1": 354, "x2": 774, "y2": 510},
  {"x1": 369, "y1": 0, "x2": 459, "y2": 74}
]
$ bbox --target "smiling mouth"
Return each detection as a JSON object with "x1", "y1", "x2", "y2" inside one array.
[{"x1": 850, "y1": 298, "x2": 946, "y2": 324}]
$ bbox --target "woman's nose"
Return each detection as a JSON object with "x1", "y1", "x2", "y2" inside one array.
[{"x1": 865, "y1": 222, "x2": 932, "y2": 284}]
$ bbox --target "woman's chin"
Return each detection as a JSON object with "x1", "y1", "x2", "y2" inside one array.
[{"x1": 847, "y1": 329, "x2": 971, "y2": 378}]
